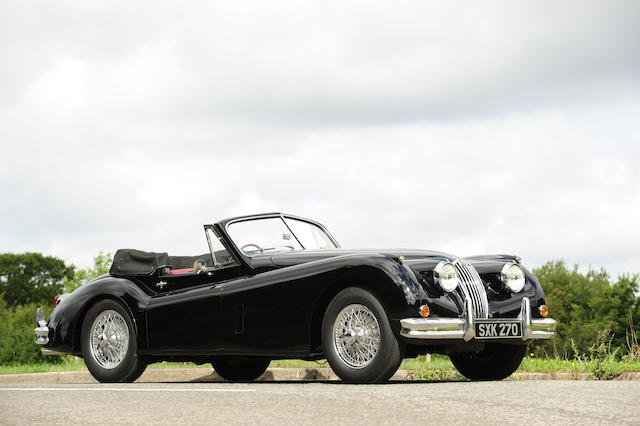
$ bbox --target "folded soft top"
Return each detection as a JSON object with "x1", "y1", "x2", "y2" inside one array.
[{"x1": 110, "y1": 249, "x2": 213, "y2": 276}]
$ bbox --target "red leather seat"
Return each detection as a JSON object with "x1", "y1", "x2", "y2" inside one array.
[{"x1": 166, "y1": 268, "x2": 193, "y2": 274}]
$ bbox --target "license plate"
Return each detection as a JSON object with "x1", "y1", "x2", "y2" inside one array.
[{"x1": 475, "y1": 321, "x2": 522, "y2": 339}]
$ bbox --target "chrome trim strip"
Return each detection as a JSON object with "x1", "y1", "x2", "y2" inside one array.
[
  {"x1": 400, "y1": 296, "x2": 557, "y2": 341},
  {"x1": 519, "y1": 297, "x2": 531, "y2": 326},
  {"x1": 401, "y1": 318, "x2": 466, "y2": 332},
  {"x1": 463, "y1": 295, "x2": 475, "y2": 341}
]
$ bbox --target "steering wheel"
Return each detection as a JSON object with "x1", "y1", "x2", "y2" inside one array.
[{"x1": 240, "y1": 243, "x2": 263, "y2": 253}]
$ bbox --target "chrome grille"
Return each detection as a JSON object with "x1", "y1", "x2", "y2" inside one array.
[{"x1": 454, "y1": 261, "x2": 489, "y2": 319}]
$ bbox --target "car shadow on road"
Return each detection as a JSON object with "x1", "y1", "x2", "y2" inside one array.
[
  {"x1": 175, "y1": 379, "x2": 468, "y2": 385},
  {"x1": 176, "y1": 369, "x2": 467, "y2": 385}
]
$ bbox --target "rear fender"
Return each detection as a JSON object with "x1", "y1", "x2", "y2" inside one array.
[{"x1": 46, "y1": 276, "x2": 151, "y2": 354}]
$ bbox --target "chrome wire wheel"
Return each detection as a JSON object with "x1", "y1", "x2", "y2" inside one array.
[
  {"x1": 89, "y1": 310, "x2": 130, "y2": 369},
  {"x1": 332, "y1": 303, "x2": 381, "y2": 368}
]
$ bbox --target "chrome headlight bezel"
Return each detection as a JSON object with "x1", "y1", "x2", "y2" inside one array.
[
  {"x1": 434, "y1": 261, "x2": 460, "y2": 293},
  {"x1": 500, "y1": 262, "x2": 525, "y2": 293}
]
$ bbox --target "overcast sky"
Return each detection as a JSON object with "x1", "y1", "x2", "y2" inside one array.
[{"x1": 1, "y1": 1, "x2": 639, "y2": 279}]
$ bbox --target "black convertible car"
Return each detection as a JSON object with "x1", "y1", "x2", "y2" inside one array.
[{"x1": 35, "y1": 213, "x2": 556, "y2": 383}]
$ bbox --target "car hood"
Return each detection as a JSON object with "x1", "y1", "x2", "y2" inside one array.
[{"x1": 266, "y1": 248, "x2": 457, "y2": 267}]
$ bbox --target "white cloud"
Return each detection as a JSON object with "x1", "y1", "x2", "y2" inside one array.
[
  {"x1": 26, "y1": 58, "x2": 88, "y2": 108},
  {"x1": 0, "y1": 0, "x2": 639, "y2": 279}
]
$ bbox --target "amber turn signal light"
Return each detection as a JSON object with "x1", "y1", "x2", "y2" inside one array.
[
  {"x1": 539, "y1": 305, "x2": 549, "y2": 317},
  {"x1": 419, "y1": 305, "x2": 430, "y2": 318}
]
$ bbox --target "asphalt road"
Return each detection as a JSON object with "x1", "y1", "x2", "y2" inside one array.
[{"x1": 1, "y1": 380, "x2": 638, "y2": 425}]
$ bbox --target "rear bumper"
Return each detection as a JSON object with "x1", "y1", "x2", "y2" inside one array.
[
  {"x1": 35, "y1": 308, "x2": 67, "y2": 355},
  {"x1": 400, "y1": 296, "x2": 557, "y2": 341},
  {"x1": 34, "y1": 307, "x2": 49, "y2": 345}
]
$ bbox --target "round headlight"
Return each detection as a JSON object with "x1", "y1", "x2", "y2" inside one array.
[
  {"x1": 434, "y1": 261, "x2": 460, "y2": 292},
  {"x1": 501, "y1": 263, "x2": 525, "y2": 293}
]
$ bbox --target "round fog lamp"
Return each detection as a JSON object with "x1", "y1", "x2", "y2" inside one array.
[
  {"x1": 434, "y1": 261, "x2": 460, "y2": 292},
  {"x1": 501, "y1": 262, "x2": 525, "y2": 293}
]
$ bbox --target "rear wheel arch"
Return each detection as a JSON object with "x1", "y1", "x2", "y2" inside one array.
[
  {"x1": 73, "y1": 294, "x2": 139, "y2": 353},
  {"x1": 80, "y1": 298, "x2": 146, "y2": 382}
]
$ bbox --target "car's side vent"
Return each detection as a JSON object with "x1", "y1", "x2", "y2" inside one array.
[
  {"x1": 454, "y1": 261, "x2": 489, "y2": 319},
  {"x1": 234, "y1": 304, "x2": 245, "y2": 335}
]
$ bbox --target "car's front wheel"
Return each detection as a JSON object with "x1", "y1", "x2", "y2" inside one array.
[
  {"x1": 322, "y1": 287, "x2": 402, "y2": 383},
  {"x1": 81, "y1": 299, "x2": 146, "y2": 383},
  {"x1": 211, "y1": 357, "x2": 270, "y2": 382},
  {"x1": 449, "y1": 343, "x2": 527, "y2": 381}
]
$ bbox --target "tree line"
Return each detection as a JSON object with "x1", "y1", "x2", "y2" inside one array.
[
  {"x1": 0, "y1": 252, "x2": 638, "y2": 364},
  {"x1": 0, "y1": 252, "x2": 112, "y2": 364}
]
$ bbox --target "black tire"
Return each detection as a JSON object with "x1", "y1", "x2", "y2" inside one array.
[
  {"x1": 81, "y1": 299, "x2": 146, "y2": 383},
  {"x1": 126, "y1": 356, "x2": 149, "y2": 383},
  {"x1": 321, "y1": 287, "x2": 402, "y2": 383},
  {"x1": 211, "y1": 357, "x2": 270, "y2": 382},
  {"x1": 450, "y1": 343, "x2": 527, "y2": 381}
]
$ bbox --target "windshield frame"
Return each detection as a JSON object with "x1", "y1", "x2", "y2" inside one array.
[{"x1": 221, "y1": 213, "x2": 340, "y2": 259}]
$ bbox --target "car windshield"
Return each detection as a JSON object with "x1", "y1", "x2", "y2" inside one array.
[{"x1": 227, "y1": 216, "x2": 336, "y2": 256}]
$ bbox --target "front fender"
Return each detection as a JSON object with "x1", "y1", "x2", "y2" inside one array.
[{"x1": 296, "y1": 253, "x2": 429, "y2": 320}]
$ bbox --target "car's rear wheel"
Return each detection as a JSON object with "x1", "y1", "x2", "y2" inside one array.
[
  {"x1": 211, "y1": 357, "x2": 270, "y2": 382},
  {"x1": 321, "y1": 287, "x2": 402, "y2": 383},
  {"x1": 127, "y1": 356, "x2": 150, "y2": 382},
  {"x1": 81, "y1": 299, "x2": 146, "y2": 383},
  {"x1": 450, "y1": 343, "x2": 527, "y2": 381}
]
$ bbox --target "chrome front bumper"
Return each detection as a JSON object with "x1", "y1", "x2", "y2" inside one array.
[
  {"x1": 34, "y1": 307, "x2": 50, "y2": 345},
  {"x1": 400, "y1": 297, "x2": 557, "y2": 341}
]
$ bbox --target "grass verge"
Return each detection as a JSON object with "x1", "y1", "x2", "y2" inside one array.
[{"x1": 2, "y1": 355, "x2": 639, "y2": 379}]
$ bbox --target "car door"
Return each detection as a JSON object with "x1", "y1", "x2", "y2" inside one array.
[
  {"x1": 145, "y1": 280, "x2": 225, "y2": 354},
  {"x1": 216, "y1": 262, "x2": 329, "y2": 357},
  {"x1": 145, "y1": 226, "x2": 246, "y2": 354}
]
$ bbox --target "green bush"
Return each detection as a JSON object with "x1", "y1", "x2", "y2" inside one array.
[
  {"x1": 0, "y1": 299, "x2": 63, "y2": 365},
  {"x1": 530, "y1": 260, "x2": 640, "y2": 359},
  {"x1": 571, "y1": 329, "x2": 622, "y2": 380},
  {"x1": 0, "y1": 253, "x2": 74, "y2": 306}
]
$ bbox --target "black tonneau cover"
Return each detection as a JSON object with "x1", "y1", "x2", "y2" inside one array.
[{"x1": 110, "y1": 249, "x2": 213, "y2": 276}]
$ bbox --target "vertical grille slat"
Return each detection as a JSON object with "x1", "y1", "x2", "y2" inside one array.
[
  {"x1": 457, "y1": 264, "x2": 478, "y2": 309},
  {"x1": 455, "y1": 261, "x2": 489, "y2": 319},
  {"x1": 461, "y1": 266, "x2": 480, "y2": 308},
  {"x1": 472, "y1": 265, "x2": 489, "y2": 318},
  {"x1": 455, "y1": 262, "x2": 479, "y2": 314}
]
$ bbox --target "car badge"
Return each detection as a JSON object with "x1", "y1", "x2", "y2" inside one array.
[{"x1": 156, "y1": 281, "x2": 167, "y2": 289}]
